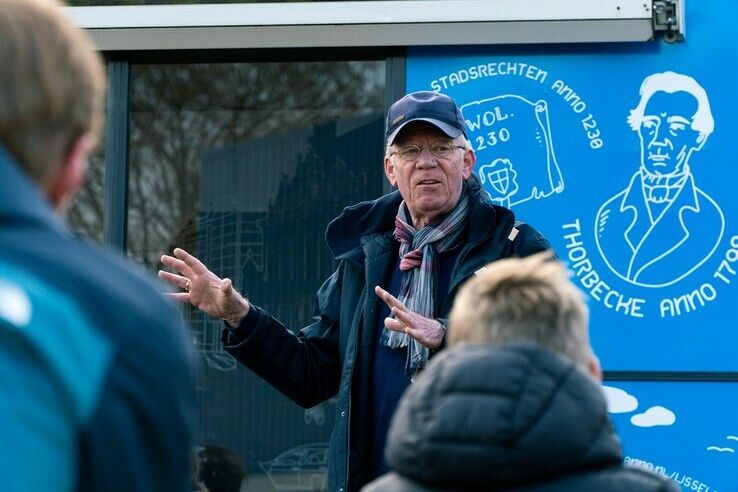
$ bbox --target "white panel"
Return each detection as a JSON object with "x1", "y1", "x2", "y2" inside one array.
[
  {"x1": 68, "y1": 1, "x2": 658, "y2": 50},
  {"x1": 68, "y1": 0, "x2": 651, "y2": 28},
  {"x1": 86, "y1": 20, "x2": 654, "y2": 51}
]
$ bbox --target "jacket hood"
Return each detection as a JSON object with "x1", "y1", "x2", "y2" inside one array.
[
  {"x1": 325, "y1": 174, "x2": 508, "y2": 263},
  {"x1": 384, "y1": 343, "x2": 622, "y2": 489}
]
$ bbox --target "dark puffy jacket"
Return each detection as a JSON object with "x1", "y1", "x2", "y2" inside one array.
[
  {"x1": 222, "y1": 175, "x2": 551, "y2": 491},
  {"x1": 363, "y1": 344, "x2": 679, "y2": 492}
]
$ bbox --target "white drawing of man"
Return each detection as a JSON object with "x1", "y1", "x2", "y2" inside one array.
[{"x1": 595, "y1": 71, "x2": 724, "y2": 288}]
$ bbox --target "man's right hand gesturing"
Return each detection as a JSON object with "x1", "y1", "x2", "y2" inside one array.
[{"x1": 159, "y1": 248, "x2": 250, "y2": 328}]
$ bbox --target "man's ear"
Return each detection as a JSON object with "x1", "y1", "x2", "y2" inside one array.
[
  {"x1": 462, "y1": 146, "x2": 476, "y2": 179},
  {"x1": 588, "y1": 353, "x2": 603, "y2": 382},
  {"x1": 384, "y1": 154, "x2": 398, "y2": 188},
  {"x1": 46, "y1": 134, "x2": 95, "y2": 213},
  {"x1": 695, "y1": 133, "x2": 709, "y2": 151}
]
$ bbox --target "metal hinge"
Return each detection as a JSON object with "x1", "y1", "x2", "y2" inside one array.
[{"x1": 652, "y1": 0, "x2": 684, "y2": 42}]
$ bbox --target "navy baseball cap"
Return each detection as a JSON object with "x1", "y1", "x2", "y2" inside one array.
[{"x1": 385, "y1": 91, "x2": 466, "y2": 146}]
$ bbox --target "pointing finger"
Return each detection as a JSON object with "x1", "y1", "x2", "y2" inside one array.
[{"x1": 374, "y1": 286, "x2": 407, "y2": 311}]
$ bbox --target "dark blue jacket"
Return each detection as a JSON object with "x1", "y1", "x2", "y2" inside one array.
[
  {"x1": 363, "y1": 344, "x2": 679, "y2": 492},
  {"x1": 222, "y1": 175, "x2": 550, "y2": 491},
  {"x1": 0, "y1": 146, "x2": 195, "y2": 492}
]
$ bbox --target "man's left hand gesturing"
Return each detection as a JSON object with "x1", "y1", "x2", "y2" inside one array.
[{"x1": 374, "y1": 285, "x2": 445, "y2": 350}]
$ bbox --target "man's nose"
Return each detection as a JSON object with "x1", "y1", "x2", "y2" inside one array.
[
  {"x1": 415, "y1": 147, "x2": 438, "y2": 167},
  {"x1": 650, "y1": 124, "x2": 673, "y2": 149}
]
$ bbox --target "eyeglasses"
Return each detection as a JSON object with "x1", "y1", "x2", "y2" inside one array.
[{"x1": 389, "y1": 142, "x2": 466, "y2": 162}]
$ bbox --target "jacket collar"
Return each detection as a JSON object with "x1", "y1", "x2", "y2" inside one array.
[
  {"x1": 620, "y1": 171, "x2": 702, "y2": 279},
  {"x1": 326, "y1": 174, "x2": 503, "y2": 266},
  {"x1": 0, "y1": 144, "x2": 67, "y2": 235},
  {"x1": 621, "y1": 170, "x2": 700, "y2": 218}
]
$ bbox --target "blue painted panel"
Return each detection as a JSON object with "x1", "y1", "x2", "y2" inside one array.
[
  {"x1": 407, "y1": 0, "x2": 738, "y2": 371},
  {"x1": 604, "y1": 381, "x2": 737, "y2": 492}
]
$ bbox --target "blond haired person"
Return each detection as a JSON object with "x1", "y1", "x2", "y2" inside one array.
[{"x1": 364, "y1": 253, "x2": 678, "y2": 491}]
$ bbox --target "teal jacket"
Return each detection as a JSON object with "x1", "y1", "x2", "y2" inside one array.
[
  {"x1": 0, "y1": 146, "x2": 195, "y2": 491},
  {"x1": 222, "y1": 175, "x2": 551, "y2": 491}
]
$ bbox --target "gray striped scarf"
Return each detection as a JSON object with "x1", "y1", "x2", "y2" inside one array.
[{"x1": 382, "y1": 194, "x2": 469, "y2": 372}]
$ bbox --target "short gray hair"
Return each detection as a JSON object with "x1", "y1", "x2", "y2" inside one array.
[{"x1": 448, "y1": 252, "x2": 592, "y2": 368}]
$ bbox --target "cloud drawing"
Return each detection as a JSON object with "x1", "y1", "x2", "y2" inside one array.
[
  {"x1": 602, "y1": 385, "x2": 639, "y2": 413},
  {"x1": 631, "y1": 406, "x2": 676, "y2": 427},
  {"x1": 706, "y1": 446, "x2": 734, "y2": 453}
]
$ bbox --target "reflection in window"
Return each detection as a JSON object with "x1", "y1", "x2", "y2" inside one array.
[
  {"x1": 67, "y1": 147, "x2": 105, "y2": 243},
  {"x1": 128, "y1": 60, "x2": 385, "y2": 491}
]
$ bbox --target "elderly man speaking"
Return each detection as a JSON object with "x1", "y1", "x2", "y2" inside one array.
[{"x1": 160, "y1": 91, "x2": 552, "y2": 491}]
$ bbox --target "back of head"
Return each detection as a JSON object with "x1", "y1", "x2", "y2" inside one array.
[
  {"x1": 373, "y1": 344, "x2": 623, "y2": 491},
  {"x1": 449, "y1": 252, "x2": 592, "y2": 369},
  {"x1": 196, "y1": 446, "x2": 247, "y2": 492},
  {"x1": 363, "y1": 253, "x2": 680, "y2": 492},
  {"x1": 0, "y1": 0, "x2": 105, "y2": 186}
]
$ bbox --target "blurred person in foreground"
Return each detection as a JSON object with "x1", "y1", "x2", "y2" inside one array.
[
  {"x1": 0, "y1": 1, "x2": 194, "y2": 490},
  {"x1": 363, "y1": 253, "x2": 678, "y2": 491},
  {"x1": 159, "y1": 91, "x2": 552, "y2": 490}
]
